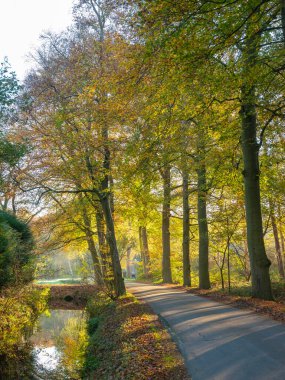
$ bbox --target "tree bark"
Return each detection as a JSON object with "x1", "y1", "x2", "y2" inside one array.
[
  {"x1": 86, "y1": 231, "x2": 103, "y2": 285},
  {"x1": 78, "y1": 193, "x2": 103, "y2": 285},
  {"x1": 220, "y1": 268, "x2": 225, "y2": 290},
  {"x1": 240, "y1": 30, "x2": 273, "y2": 300},
  {"x1": 278, "y1": 205, "x2": 285, "y2": 254},
  {"x1": 139, "y1": 226, "x2": 144, "y2": 265},
  {"x1": 182, "y1": 169, "x2": 191, "y2": 287},
  {"x1": 161, "y1": 164, "x2": 172, "y2": 283},
  {"x1": 243, "y1": 234, "x2": 251, "y2": 282},
  {"x1": 100, "y1": 195, "x2": 125, "y2": 297},
  {"x1": 241, "y1": 93, "x2": 272, "y2": 299},
  {"x1": 96, "y1": 208, "x2": 109, "y2": 273},
  {"x1": 197, "y1": 138, "x2": 210, "y2": 289},
  {"x1": 99, "y1": 124, "x2": 125, "y2": 297},
  {"x1": 271, "y1": 212, "x2": 285, "y2": 279},
  {"x1": 109, "y1": 175, "x2": 115, "y2": 215},
  {"x1": 141, "y1": 226, "x2": 150, "y2": 277},
  {"x1": 227, "y1": 238, "x2": 231, "y2": 293},
  {"x1": 126, "y1": 246, "x2": 131, "y2": 278},
  {"x1": 281, "y1": 228, "x2": 285, "y2": 255}
]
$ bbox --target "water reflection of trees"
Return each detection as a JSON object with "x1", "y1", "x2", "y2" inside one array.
[
  {"x1": 0, "y1": 307, "x2": 88, "y2": 380},
  {"x1": 32, "y1": 310, "x2": 88, "y2": 380},
  {"x1": 0, "y1": 286, "x2": 48, "y2": 379}
]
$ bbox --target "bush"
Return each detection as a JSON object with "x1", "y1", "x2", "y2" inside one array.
[
  {"x1": 0, "y1": 211, "x2": 35, "y2": 288},
  {"x1": 87, "y1": 317, "x2": 100, "y2": 335}
]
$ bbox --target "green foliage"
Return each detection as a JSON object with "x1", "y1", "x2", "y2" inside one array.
[
  {"x1": 57, "y1": 316, "x2": 89, "y2": 379},
  {"x1": 87, "y1": 316, "x2": 100, "y2": 335},
  {"x1": 0, "y1": 137, "x2": 26, "y2": 166},
  {"x1": 0, "y1": 211, "x2": 35, "y2": 288},
  {"x1": 0, "y1": 59, "x2": 18, "y2": 100},
  {"x1": 0, "y1": 58, "x2": 20, "y2": 121},
  {"x1": 6, "y1": 0, "x2": 285, "y2": 299},
  {"x1": 0, "y1": 285, "x2": 49, "y2": 358}
]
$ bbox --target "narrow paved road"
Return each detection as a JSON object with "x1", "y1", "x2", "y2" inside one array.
[{"x1": 126, "y1": 282, "x2": 285, "y2": 380}]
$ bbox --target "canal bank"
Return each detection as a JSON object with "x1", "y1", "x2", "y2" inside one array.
[{"x1": 1, "y1": 284, "x2": 190, "y2": 379}]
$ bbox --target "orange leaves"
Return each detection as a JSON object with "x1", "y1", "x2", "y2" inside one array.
[{"x1": 87, "y1": 294, "x2": 189, "y2": 379}]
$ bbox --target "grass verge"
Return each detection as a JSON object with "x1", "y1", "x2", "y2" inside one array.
[{"x1": 83, "y1": 293, "x2": 190, "y2": 380}]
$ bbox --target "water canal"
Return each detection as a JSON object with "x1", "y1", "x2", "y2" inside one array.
[
  {"x1": 30, "y1": 308, "x2": 87, "y2": 379},
  {"x1": 0, "y1": 285, "x2": 95, "y2": 380}
]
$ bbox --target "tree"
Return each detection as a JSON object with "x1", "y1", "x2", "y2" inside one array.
[
  {"x1": 0, "y1": 59, "x2": 20, "y2": 122},
  {"x1": 18, "y1": 2, "x2": 144, "y2": 296},
  {"x1": 130, "y1": 0, "x2": 285, "y2": 299}
]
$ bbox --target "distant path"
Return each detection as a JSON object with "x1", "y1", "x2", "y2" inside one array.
[{"x1": 126, "y1": 282, "x2": 285, "y2": 380}]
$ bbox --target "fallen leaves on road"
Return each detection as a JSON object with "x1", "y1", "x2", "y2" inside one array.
[
  {"x1": 186, "y1": 287, "x2": 285, "y2": 323},
  {"x1": 153, "y1": 282, "x2": 285, "y2": 324}
]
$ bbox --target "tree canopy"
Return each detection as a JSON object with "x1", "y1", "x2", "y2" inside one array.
[{"x1": 1, "y1": 0, "x2": 285, "y2": 300}]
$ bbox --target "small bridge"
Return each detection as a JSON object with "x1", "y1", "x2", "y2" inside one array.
[{"x1": 36, "y1": 284, "x2": 98, "y2": 310}]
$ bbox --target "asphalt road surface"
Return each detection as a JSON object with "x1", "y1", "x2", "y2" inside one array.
[{"x1": 126, "y1": 282, "x2": 285, "y2": 380}]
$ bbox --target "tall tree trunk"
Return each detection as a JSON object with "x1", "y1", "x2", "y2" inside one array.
[
  {"x1": 240, "y1": 26, "x2": 273, "y2": 299},
  {"x1": 277, "y1": 205, "x2": 285, "y2": 255},
  {"x1": 79, "y1": 193, "x2": 103, "y2": 285},
  {"x1": 139, "y1": 226, "x2": 144, "y2": 268},
  {"x1": 141, "y1": 226, "x2": 150, "y2": 277},
  {"x1": 126, "y1": 246, "x2": 131, "y2": 278},
  {"x1": 100, "y1": 195, "x2": 125, "y2": 297},
  {"x1": 277, "y1": 204, "x2": 285, "y2": 256},
  {"x1": 243, "y1": 232, "x2": 251, "y2": 282},
  {"x1": 109, "y1": 175, "x2": 115, "y2": 215},
  {"x1": 226, "y1": 217, "x2": 231, "y2": 293},
  {"x1": 161, "y1": 164, "x2": 172, "y2": 283},
  {"x1": 96, "y1": 208, "x2": 109, "y2": 274},
  {"x1": 182, "y1": 169, "x2": 191, "y2": 287},
  {"x1": 100, "y1": 125, "x2": 125, "y2": 297},
  {"x1": 86, "y1": 232, "x2": 103, "y2": 285},
  {"x1": 197, "y1": 135, "x2": 210, "y2": 289},
  {"x1": 227, "y1": 238, "x2": 231, "y2": 293},
  {"x1": 271, "y1": 212, "x2": 285, "y2": 279},
  {"x1": 220, "y1": 268, "x2": 225, "y2": 290}
]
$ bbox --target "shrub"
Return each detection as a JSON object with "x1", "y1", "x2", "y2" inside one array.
[{"x1": 0, "y1": 211, "x2": 35, "y2": 288}]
